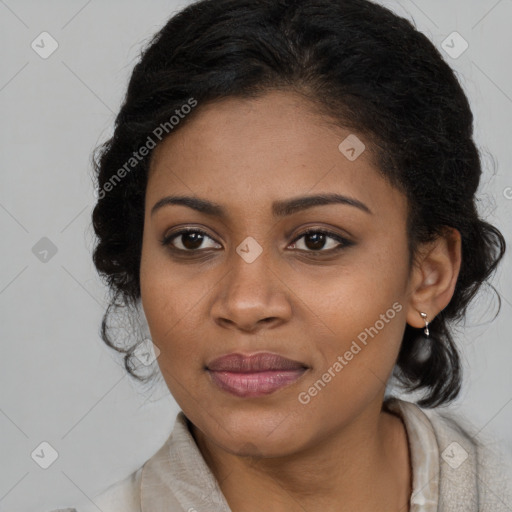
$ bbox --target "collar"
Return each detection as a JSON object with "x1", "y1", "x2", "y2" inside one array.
[
  {"x1": 140, "y1": 411, "x2": 231, "y2": 512},
  {"x1": 385, "y1": 396, "x2": 479, "y2": 511},
  {"x1": 383, "y1": 397, "x2": 440, "y2": 511},
  {"x1": 140, "y1": 397, "x2": 478, "y2": 512}
]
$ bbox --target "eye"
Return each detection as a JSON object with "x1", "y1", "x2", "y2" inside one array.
[
  {"x1": 160, "y1": 228, "x2": 221, "y2": 251},
  {"x1": 160, "y1": 227, "x2": 354, "y2": 255},
  {"x1": 288, "y1": 228, "x2": 353, "y2": 253}
]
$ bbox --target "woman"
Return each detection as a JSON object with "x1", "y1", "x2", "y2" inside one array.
[{"x1": 51, "y1": 0, "x2": 512, "y2": 510}]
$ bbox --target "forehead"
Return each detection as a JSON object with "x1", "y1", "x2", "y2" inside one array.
[{"x1": 146, "y1": 90, "x2": 407, "y2": 222}]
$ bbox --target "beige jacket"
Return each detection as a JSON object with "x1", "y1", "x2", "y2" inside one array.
[{"x1": 49, "y1": 397, "x2": 512, "y2": 512}]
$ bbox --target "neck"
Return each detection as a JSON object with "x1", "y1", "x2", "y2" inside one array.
[{"x1": 190, "y1": 395, "x2": 412, "y2": 512}]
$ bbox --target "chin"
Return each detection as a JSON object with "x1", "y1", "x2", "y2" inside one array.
[{"x1": 206, "y1": 408, "x2": 307, "y2": 458}]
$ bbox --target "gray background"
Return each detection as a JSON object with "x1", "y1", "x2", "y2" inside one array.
[{"x1": 0, "y1": 1, "x2": 511, "y2": 511}]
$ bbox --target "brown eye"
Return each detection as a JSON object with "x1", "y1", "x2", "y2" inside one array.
[
  {"x1": 161, "y1": 229, "x2": 221, "y2": 251},
  {"x1": 303, "y1": 232, "x2": 329, "y2": 250},
  {"x1": 179, "y1": 231, "x2": 205, "y2": 250},
  {"x1": 289, "y1": 229, "x2": 353, "y2": 252}
]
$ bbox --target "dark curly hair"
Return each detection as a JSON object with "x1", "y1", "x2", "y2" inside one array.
[{"x1": 90, "y1": 0, "x2": 506, "y2": 408}]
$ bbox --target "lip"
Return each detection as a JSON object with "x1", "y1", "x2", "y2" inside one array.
[
  {"x1": 206, "y1": 352, "x2": 309, "y2": 398},
  {"x1": 207, "y1": 352, "x2": 307, "y2": 372}
]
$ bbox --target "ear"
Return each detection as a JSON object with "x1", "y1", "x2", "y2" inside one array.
[{"x1": 405, "y1": 226, "x2": 462, "y2": 329}]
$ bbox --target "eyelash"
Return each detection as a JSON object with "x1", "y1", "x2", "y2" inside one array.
[{"x1": 159, "y1": 227, "x2": 354, "y2": 256}]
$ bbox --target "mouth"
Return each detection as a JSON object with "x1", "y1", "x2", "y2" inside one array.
[{"x1": 206, "y1": 352, "x2": 309, "y2": 398}]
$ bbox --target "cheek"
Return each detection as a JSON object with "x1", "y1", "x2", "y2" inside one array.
[
  {"x1": 139, "y1": 251, "x2": 213, "y2": 391},
  {"x1": 295, "y1": 301, "x2": 406, "y2": 427},
  {"x1": 301, "y1": 240, "x2": 408, "y2": 339},
  {"x1": 140, "y1": 270, "x2": 207, "y2": 407},
  {"x1": 140, "y1": 275, "x2": 204, "y2": 359},
  {"x1": 296, "y1": 242, "x2": 409, "y2": 394},
  {"x1": 140, "y1": 235, "x2": 201, "y2": 334}
]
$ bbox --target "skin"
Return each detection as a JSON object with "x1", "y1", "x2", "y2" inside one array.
[{"x1": 139, "y1": 90, "x2": 462, "y2": 512}]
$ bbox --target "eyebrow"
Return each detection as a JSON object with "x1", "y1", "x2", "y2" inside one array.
[{"x1": 150, "y1": 193, "x2": 373, "y2": 218}]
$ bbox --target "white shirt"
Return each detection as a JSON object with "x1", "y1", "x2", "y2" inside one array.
[{"x1": 49, "y1": 396, "x2": 512, "y2": 512}]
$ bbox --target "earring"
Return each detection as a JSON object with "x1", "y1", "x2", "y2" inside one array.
[
  {"x1": 419, "y1": 311, "x2": 430, "y2": 337},
  {"x1": 415, "y1": 311, "x2": 433, "y2": 363}
]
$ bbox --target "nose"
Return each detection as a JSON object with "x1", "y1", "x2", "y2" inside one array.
[{"x1": 210, "y1": 250, "x2": 292, "y2": 333}]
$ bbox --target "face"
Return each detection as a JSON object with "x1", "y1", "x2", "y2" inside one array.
[{"x1": 140, "y1": 90, "x2": 415, "y2": 457}]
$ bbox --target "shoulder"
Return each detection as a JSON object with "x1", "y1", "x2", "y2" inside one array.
[
  {"x1": 423, "y1": 405, "x2": 512, "y2": 510},
  {"x1": 471, "y1": 426, "x2": 512, "y2": 509},
  {"x1": 46, "y1": 466, "x2": 143, "y2": 512},
  {"x1": 87, "y1": 467, "x2": 143, "y2": 512}
]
